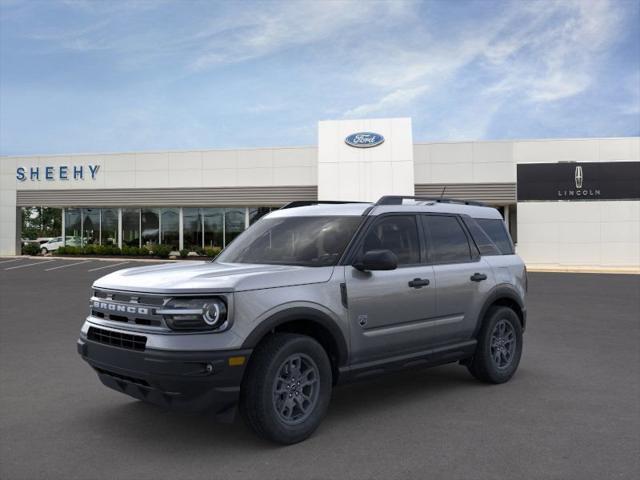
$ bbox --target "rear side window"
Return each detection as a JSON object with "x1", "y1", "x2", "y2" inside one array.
[
  {"x1": 476, "y1": 218, "x2": 514, "y2": 255},
  {"x1": 422, "y1": 215, "x2": 472, "y2": 264},
  {"x1": 461, "y1": 217, "x2": 501, "y2": 256}
]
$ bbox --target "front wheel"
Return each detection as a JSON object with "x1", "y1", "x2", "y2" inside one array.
[
  {"x1": 467, "y1": 306, "x2": 523, "y2": 384},
  {"x1": 239, "y1": 333, "x2": 332, "y2": 444},
  {"x1": 40, "y1": 248, "x2": 48, "y2": 255}
]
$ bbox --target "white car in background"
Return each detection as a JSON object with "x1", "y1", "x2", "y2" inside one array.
[{"x1": 40, "y1": 236, "x2": 81, "y2": 254}]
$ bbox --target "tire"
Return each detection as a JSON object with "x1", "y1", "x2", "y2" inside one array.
[
  {"x1": 240, "y1": 333, "x2": 332, "y2": 444},
  {"x1": 467, "y1": 306, "x2": 523, "y2": 384},
  {"x1": 41, "y1": 248, "x2": 48, "y2": 255}
]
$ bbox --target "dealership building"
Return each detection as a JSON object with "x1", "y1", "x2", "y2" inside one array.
[{"x1": 1, "y1": 118, "x2": 639, "y2": 269}]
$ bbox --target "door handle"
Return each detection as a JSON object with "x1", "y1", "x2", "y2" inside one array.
[
  {"x1": 470, "y1": 272, "x2": 487, "y2": 282},
  {"x1": 408, "y1": 278, "x2": 430, "y2": 288}
]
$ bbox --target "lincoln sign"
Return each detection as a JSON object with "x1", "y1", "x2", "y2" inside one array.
[{"x1": 516, "y1": 161, "x2": 640, "y2": 201}]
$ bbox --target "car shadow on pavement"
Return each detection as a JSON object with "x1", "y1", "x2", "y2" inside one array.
[{"x1": 75, "y1": 363, "x2": 490, "y2": 450}]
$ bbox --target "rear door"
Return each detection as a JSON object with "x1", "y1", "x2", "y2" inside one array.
[
  {"x1": 421, "y1": 214, "x2": 495, "y2": 344},
  {"x1": 345, "y1": 214, "x2": 437, "y2": 363}
]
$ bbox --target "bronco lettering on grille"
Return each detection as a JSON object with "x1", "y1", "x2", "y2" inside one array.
[{"x1": 92, "y1": 301, "x2": 149, "y2": 315}]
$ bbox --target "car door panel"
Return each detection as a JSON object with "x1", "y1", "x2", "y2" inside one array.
[
  {"x1": 346, "y1": 265, "x2": 436, "y2": 363},
  {"x1": 345, "y1": 214, "x2": 439, "y2": 364}
]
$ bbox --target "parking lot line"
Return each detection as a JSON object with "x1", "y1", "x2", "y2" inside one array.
[
  {"x1": 5, "y1": 260, "x2": 56, "y2": 270},
  {"x1": 0, "y1": 258, "x2": 25, "y2": 265},
  {"x1": 87, "y1": 261, "x2": 129, "y2": 272},
  {"x1": 44, "y1": 260, "x2": 92, "y2": 271}
]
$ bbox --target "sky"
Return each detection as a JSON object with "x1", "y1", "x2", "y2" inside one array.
[{"x1": 0, "y1": 0, "x2": 639, "y2": 155}]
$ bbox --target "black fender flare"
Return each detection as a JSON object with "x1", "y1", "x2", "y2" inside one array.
[
  {"x1": 241, "y1": 307, "x2": 349, "y2": 367},
  {"x1": 474, "y1": 284, "x2": 527, "y2": 336}
]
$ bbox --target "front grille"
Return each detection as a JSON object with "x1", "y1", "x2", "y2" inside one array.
[
  {"x1": 90, "y1": 289, "x2": 167, "y2": 329},
  {"x1": 87, "y1": 326, "x2": 147, "y2": 351}
]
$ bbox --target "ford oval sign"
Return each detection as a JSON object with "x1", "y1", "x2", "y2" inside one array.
[{"x1": 345, "y1": 132, "x2": 385, "y2": 148}]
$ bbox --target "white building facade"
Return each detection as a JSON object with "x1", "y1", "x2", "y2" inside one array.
[{"x1": 1, "y1": 118, "x2": 638, "y2": 269}]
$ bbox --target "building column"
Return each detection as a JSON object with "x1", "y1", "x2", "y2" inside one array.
[
  {"x1": 117, "y1": 208, "x2": 123, "y2": 249},
  {"x1": 178, "y1": 208, "x2": 184, "y2": 251},
  {"x1": 61, "y1": 208, "x2": 66, "y2": 244}
]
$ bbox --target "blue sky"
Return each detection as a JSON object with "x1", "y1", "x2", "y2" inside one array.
[{"x1": 1, "y1": 0, "x2": 639, "y2": 155}]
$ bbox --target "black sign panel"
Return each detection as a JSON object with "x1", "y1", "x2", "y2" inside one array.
[{"x1": 517, "y1": 161, "x2": 640, "y2": 201}]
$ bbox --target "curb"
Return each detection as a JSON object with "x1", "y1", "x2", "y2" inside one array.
[{"x1": 526, "y1": 266, "x2": 640, "y2": 275}]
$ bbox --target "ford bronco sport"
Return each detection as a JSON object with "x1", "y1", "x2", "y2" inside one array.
[{"x1": 78, "y1": 196, "x2": 527, "y2": 444}]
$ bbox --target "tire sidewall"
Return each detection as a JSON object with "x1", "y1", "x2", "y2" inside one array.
[
  {"x1": 257, "y1": 336, "x2": 332, "y2": 443},
  {"x1": 479, "y1": 307, "x2": 523, "y2": 383}
]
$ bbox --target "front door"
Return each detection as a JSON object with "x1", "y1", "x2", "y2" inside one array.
[{"x1": 346, "y1": 214, "x2": 437, "y2": 363}]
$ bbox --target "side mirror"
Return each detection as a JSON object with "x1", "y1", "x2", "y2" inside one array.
[{"x1": 353, "y1": 249, "x2": 398, "y2": 271}]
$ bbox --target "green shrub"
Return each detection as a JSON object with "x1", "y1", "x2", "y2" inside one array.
[
  {"x1": 139, "y1": 246, "x2": 150, "y2": 256},
  {"x1": 154, "y1": 244, "x2": 171, "y2": 259},
  {"x1": 106, "y1": 245, "x2": 121, "y2": 256},
  {"x1": 22, "y1": 243, "x2": 41, "y2": 256},
  {"x1": 83, "y1": 244, "x2": 96, "y2": 255},
  {"x1": 179, "y1": 249, "x2": 189, "y2": 258},
  {"x1": 204, "y1": 247, "x2": 222, "y2": 258}
]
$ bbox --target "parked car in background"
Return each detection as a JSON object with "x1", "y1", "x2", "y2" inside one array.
[{"x1": 40, "y1": 236, "x2": 81, "y2": 254}]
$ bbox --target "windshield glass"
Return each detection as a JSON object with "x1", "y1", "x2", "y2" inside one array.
[{"x1": 216, "y1": 216, "x2": 362, "y2": 267}]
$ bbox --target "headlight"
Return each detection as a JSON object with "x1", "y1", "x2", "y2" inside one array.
[{"x1": 157, "y1": 297, "x2": 228, "y2": 331}]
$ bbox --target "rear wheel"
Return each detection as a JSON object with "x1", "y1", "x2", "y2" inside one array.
[
  {"x1": 467, "y1": 306, "x2": 523, "y2": 384},
  {"x1": 240, "y1": 333, "x2": 332, "y2": 444}
]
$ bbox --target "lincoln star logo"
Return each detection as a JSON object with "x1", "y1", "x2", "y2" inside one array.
[
  {"x1": 92, "y1": 300, "x2": 149, "y2": 315},
  {"x1": 575, "y1": 166, "x2": 583, "y2": 189},
  {"x1": 345, "y1": 132, "x2": 385, "y2": 148}
]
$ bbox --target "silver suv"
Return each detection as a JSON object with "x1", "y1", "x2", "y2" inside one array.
[{"x1": 77, "y1": 196, "x2": 527, "y2": 444}]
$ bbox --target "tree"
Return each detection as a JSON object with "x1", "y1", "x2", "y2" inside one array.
[{"x1": 21, "y1": 207, "x2": 62, "y2": 239}]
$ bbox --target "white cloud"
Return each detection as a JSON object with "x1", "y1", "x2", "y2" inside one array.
[
  {"x1": 344, "y1": 85, "x2": 429, "y2": 118},
  {"x1": 342, "y1": 0, "x2": 625, "y2": 131}
]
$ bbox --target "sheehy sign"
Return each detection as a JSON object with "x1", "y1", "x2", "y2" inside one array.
[
  {"x1": 517, "y1": 162, "x2": 640, "y2": 201},
  {"x1": 16, "y1": 164, "x2": 100, "y2": 182}
]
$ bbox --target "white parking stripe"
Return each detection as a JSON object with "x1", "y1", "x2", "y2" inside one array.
[
  {"x1": 5, "y1": 260, "x2": 56, "y2": 270},
  {"x1": 44, "y1": 260, "x2": 92, "y2": 271},
  {"x1": 87, "y1": 262, "x2": 129, "y2": 272},
  {"x1": 0, "y1": 258, "x2": 25, "y2": 265}
]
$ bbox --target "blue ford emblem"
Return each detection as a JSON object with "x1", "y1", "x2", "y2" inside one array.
[{"x1": 345, "y1": 132, "x2": 385, "y2": 148}]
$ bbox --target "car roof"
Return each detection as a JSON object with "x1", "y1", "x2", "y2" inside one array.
[{"x1": 266, "y1": 201, "x2": 503, "y2": 220}]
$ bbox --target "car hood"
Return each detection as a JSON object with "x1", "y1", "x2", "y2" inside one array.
[{"x1": 93, "y1": 261, "x2": 335, "y2": 294}]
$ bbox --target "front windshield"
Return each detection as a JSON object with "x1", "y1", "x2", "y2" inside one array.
[{"x1": 216, "y1": 216, "x2": 362, "y2": 267}]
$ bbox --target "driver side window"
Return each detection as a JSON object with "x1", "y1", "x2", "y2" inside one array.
[{"x1": 361, "y1": 215, "x2": 420, "y2": 265}]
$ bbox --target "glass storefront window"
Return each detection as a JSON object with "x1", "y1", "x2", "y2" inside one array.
[
  {"x1": 225, "y1": 208, "x2": 245, "y2": 246},
  {"x1": 122, "y1": 208, "x2": 140, "y2": 247},
  {"x1": 203, "y1": 208, "x2": 224, "y2": 249},
  {"x1": 101, "y1": 208, "x2": 118, "y2": 246},
  {"x1": 141, "y1": 208, "x2": 159, "y2": 247},
  {"x1": 160, "y1": 208, "x2": 179, "y2": 250},
  {"x1": 183, "y1": 208, "x2": 202, "y2": 250},
  {"x1": 64, "y1": 208, "x2": 81, "y2": 246},
  {"x1": 249, "y1": 207, "x2": 271, "y2": 225},
  {"x1": 82, "y1": 208, "x2": 100, "y2": 245}
]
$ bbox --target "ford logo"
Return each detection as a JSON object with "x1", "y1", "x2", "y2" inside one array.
[{"x1": 345, "y1": 132, "x2": 385, "y2": 148}]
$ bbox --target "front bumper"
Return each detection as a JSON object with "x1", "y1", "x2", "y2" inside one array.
[{"x1": 77, "y1": 337, "x2": 251, "y2": 415}]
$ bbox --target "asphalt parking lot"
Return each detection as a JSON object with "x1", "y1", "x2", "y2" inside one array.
[{"x1": 0, "y1": 258, "x2": 638, "y2": 480}]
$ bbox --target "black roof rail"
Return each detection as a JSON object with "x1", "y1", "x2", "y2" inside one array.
[
  {"x1": 280, "y1": 200, "x2": 370, "y2": 210},
  {"x1": 374, "y1": 195, "x2": 487, "y2": 207}
]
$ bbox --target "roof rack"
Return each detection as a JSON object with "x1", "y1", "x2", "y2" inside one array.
[
  {"x1": 374, "y1": 195, "x2": 486, "y2": 207},
  {"x1": 280, "y1": 200, "x2": 370, "y2": 210}
]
